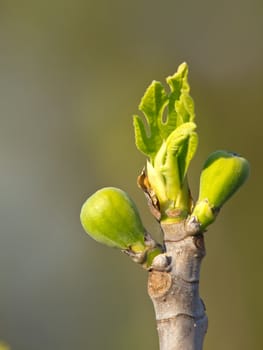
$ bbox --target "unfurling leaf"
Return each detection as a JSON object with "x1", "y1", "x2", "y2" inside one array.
[
  {"x1": 133, "y1": 62, "x2": 195, "y2": 162},
  {"x1": 133, "y1": 63, "x2": 198, "y2": 222}
]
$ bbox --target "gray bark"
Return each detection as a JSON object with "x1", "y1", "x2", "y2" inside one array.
[{"x1": 148, "y1": 221, "x2": 208, "y2": 350}]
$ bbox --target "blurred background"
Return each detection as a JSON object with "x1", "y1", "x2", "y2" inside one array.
[{"x1": 0, "y1": 0, "x2": 262, "y2": 349}]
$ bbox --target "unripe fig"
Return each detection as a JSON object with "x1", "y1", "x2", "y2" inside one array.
[
  {"x1": 198, "y1": 150, "x2": 249, "y2": 207},
  {"x1": 80, "y1": 187, "x2": 146, "y2": 252},
  {"x1": 192, "y1": 150, "x2": 249, "y2": 229}
]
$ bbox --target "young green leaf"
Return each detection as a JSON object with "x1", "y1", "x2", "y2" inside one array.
[
  {"x1": 166, "y1": 62, "x2": 195, "y2": 130},
  {"x1": 176, "y1": 129, "x2": 198, "y2": 182},
  {"x1": 145, "y1": 122, "x2": 197, "y2": 218},
  {"x1": 133, "y1": 62, "x2": 195, "y2": 163},
  {"x1": 163, "y1": 123, "x2": 197, "y2": 205},
  {"x1": 134, "y1": 62, "x2": 198, "y2": 222},
  {"x1": 166, "y1": 62, "x2": 190, "y2": 96},
  {"x1": 133, "y1": 81, "x2": 168, "y2": 160}
]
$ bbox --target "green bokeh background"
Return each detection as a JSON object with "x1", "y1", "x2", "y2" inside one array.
[{"x1": 0, "y1": 1, "x2": 262, "y2": 349}]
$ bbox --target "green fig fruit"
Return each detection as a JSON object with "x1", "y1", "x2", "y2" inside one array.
[
  {"x1": 192, "y1": 150, "x2": 250, "y2": 229},
  {"x1": 80, "y1": 187, "x2": 163, "y2": 268},
  {"x1": 80, "y1": 187, "x2": 146, "y2": 252}
]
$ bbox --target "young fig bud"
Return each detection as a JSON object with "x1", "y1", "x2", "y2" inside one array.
[
  {"x1": 192, "y1": 150, "x2": 250, "y2": 229},
  {"x1": 80, "y1": 187, "x2": 146, "y2": 252}
]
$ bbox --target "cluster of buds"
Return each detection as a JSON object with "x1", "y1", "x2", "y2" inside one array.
[{"x1": 80, "y1": 63, "x2": 249, "y2": 268}]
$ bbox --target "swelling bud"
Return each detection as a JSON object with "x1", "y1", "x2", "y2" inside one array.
[{"x1": 192, "y1": 150, "x2": 250, "y2": 229}]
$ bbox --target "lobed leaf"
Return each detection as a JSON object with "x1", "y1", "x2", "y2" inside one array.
[
  {"x1": 133, "y1": 81, "x2": 168, "y2": 160},
  {"x1": 134, "y1": 62, "x2": 198, "y2": 216},
  {"x1": 134, "y1": 62, "x2": 196, "y2": 163}
]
